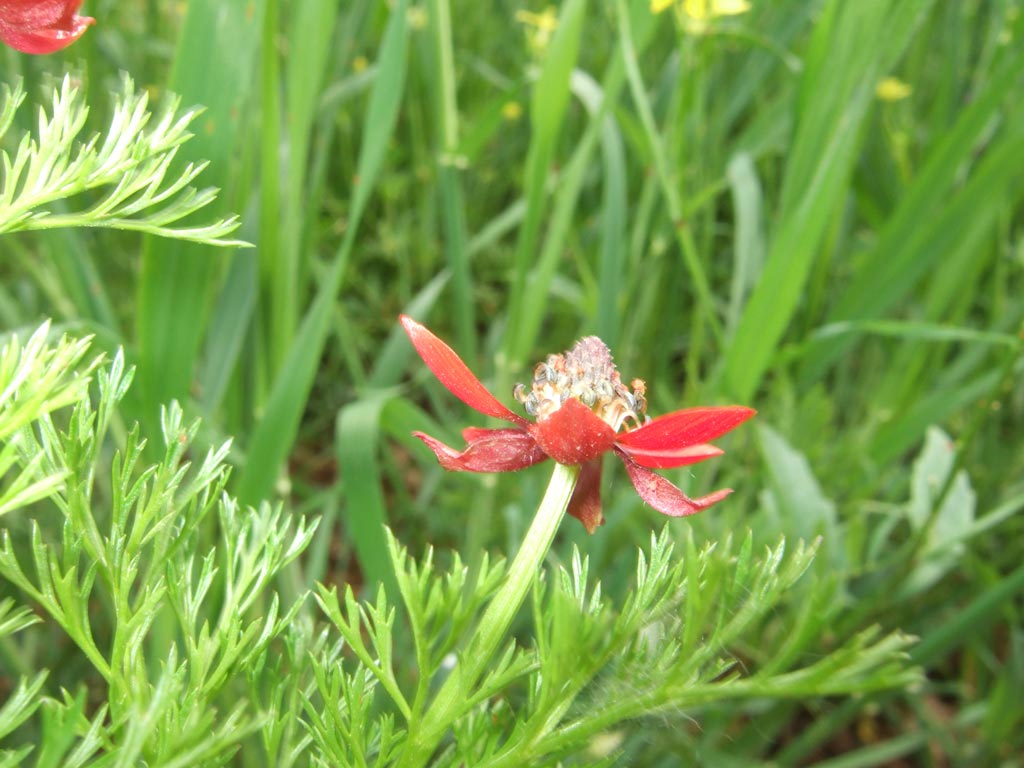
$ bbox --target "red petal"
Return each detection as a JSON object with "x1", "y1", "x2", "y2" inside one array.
[
  {"x1": 0, "y1": 0, "x2": 93, "y2": 54},
  {"x1": 617, "y1": 451, "x2": 733, "y2": 517},
  {"x1": 413, "y1": 429, "x2": 547, "y2": 472},
  {"x1": 463, "y1": 426, "x2": 506, "y2": 442},
  {"x1": 567, "y1": 459, "x2": 604, "y2": 533},
  {"x1": 401, "y1": 315, "x2": 528, "y2": 426},
  {"x1": 0, "y1": 0, "x2": 78, "y2": 25},
  {"x1": 529, "y1": 398, "x2": 617, "y2": 466},
  {"x1": 616, "y1": 406, "x2": 756, "y2": 451},
  {"x1": 618, "y1": 442, "x2": 723, "y2": 469}
]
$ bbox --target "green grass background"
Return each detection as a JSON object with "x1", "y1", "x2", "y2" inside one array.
[{"x1": 2, "y1": 0, "x2": 1023, "y2": 763}]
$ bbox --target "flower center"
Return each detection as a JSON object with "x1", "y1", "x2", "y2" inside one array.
[{"x1": 513, "y1": 336, "x2": 647, "y2": 431}]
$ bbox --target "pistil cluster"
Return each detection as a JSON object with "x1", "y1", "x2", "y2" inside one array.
[{"x1": 513, "y1": 337, "x2": 647, "y2": 432}]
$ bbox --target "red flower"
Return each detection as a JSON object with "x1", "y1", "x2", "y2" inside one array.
[
  {"x1": 0, "y1": 0, "x2": 94, "y2": 54},
  {"x1": 401, "y1": 315, "x2": 755, "y2": 533}
]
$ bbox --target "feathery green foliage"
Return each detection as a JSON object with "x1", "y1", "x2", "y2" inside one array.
[
  {"x1": 0, "y1": 329, "x2": 916, "y2": 764},
  {"x1": 308, "y1": 529, "x2": 916, "y2": 767},
  {"x1": 0, "y1": 332, "x2": 313, "y2": 764},
  {"x1": 2, "y1": 0, "x2": 1022, "y2": 763},
  {"x1": 0, "y1": 76, "x2": 246, "y2": 246}
]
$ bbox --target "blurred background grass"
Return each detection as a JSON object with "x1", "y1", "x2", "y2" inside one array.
[{"x1": 2, "y1": 0, "x2": 1022, "y2": 763}]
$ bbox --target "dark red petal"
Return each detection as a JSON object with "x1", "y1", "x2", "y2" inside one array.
[
  {"x1": 413, "y1": 429, "x2": 547, "y2": 473},
  {"x1": 400, "y1": 315, "x2": 528, "y2": 426},
  {"x1": 617, "y1": 442, "x2": 723, "y2": 469},
  {"x1": 0, "y1": 0, "x2": 93, "y2": 54},
  {"x1": 529, "y1": 398, "x2": 617, "y2": 466},
  {"x1": 616, "y1": 406, "x2": 756, "y2": 451},
  {"x1": 617, "y1": 451, "x2": 733, "y2": 517},
  {"x1": 463, "y1": 426, "x2": 506, "y2": 442},
  {"x1": 567, "y1": 459, "x2": 604, "y2": 534},
  {"x1": 0, "y1": 0, "x2": 73, "y2": 26}
]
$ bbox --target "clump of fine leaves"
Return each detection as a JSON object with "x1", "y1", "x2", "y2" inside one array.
[
  {"x1": 0, "y1": 326, "x2": 313, "y2": 764},
  {"x1": 0, "y1": 325, "x2": 918, "y2": 765},
  {"x1": 0, "y1": 75, "x2": 246, "y2": 245},
  {"x1": 306, "y1": 530, "x2": 917, "y2": 767}
]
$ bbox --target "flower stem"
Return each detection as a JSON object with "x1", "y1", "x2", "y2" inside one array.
[{"x1": 401, "y1": 462, "x2": 580, "y2": 767}]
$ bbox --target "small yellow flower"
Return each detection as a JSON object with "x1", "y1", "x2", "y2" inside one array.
[
  {"x1": 502, "y1": 101, "x2": 523, "y2": 121},
  {"x1": 515, "y1": 7, "x2": 558, "y2": 31},
  {"x1": 876, "y1": 76, "x2": 912, "y2": 102},
  {"x1": 651, "y1": 0, "x2": 751, "y2": 18},
  {"x1": 516, "y1": 6, "x2": 558, "y2": 55},
  {"x1": 406, "y1": 6, "x2": 428, "y2": 30},
  {"x1": 683, "y1": 0, "x2": 751, "y2": 19},
  {"x1": 352, "y1": 55, "x2": 369, "y2": 73}
]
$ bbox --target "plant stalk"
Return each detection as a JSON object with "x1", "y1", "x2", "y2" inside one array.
[{"x1": 400, "y1": 462, "x2": 580, "y2": 767}]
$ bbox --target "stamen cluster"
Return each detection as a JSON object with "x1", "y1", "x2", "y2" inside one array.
[{"x1": 513, "y1": 336, "x2": 647, "y2": 431}]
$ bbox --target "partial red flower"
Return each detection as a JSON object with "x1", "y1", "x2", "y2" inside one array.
[
  {"x1": 0, "y1": 0, "x2": 94, "y2": 54},
  {"x1": 401, "y1": 315, "x2": 755, "y2": 533}
]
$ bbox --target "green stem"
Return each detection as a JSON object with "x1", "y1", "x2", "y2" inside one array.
[
  {"x1": 400, "y1": 462, "x2": 580, "y2": 767},
  {"x1": 429, "y1": 0, "x2": 474, "y2": 357},
  {"x1": 615, "y1": 0, "x2": 723, "y2": 348}
]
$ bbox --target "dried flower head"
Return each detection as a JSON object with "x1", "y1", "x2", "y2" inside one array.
[{"x1": 402, "y1": 316, "x2": 755, "y2": 533}]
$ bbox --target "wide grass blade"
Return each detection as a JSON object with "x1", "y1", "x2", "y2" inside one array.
[
  {"x1": 799, "y1": 49, "x2": 1024, "y2": 386},
  {"x1": 335, "y1": 394, "x2": 398, "y2": 596},
  {"x1": 236, "y1": 0, "x2": 410, "y2": 506},
  {"x1": 135, "y1": 0, "x2": 264, "y2": 424},
  {"x1": 721, "y1": 0, "x2": 933, "y2": 402}
]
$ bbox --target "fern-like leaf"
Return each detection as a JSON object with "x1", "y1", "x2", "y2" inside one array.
[{"x1": 0, "y1": 76, "x2": 248, "y2": 247}]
